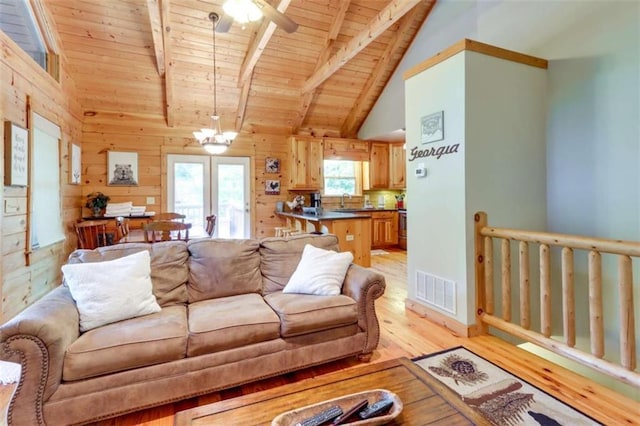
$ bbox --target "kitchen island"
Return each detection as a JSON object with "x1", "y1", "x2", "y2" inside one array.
[{"x1": 275, "y1": 211, "x2": 372, "y2": 267}]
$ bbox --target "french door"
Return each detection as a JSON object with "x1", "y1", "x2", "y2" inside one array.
[{"x1": 167, "y1": 155, "x2": 251, "y2": 238}]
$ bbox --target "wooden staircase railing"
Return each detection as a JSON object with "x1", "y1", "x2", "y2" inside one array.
[{"x1": 474, "y1": 211, "x2": 639, "y2": 388}]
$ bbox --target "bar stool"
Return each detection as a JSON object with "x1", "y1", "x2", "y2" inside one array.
[{"x1": 274, "y1": 227, "x2": 291, "y2": 237}]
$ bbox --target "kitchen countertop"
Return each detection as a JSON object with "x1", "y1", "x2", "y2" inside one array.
[
  {"x1": 332, "y1": 208, "x2": 400, "y2": 212},
  {"x1": 275, "y1": 210, "x2": 372, "y2": 222}
]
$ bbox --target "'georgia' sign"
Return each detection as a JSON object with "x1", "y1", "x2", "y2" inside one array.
[{"x1": 408, "y1": 143, "x2": 460, "y2": 161}]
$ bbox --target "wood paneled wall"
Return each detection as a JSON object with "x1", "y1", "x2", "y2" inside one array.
[
  {"x1": 0, "y1": 20, "x2": 295, "y2": 323},
  {"x1": 81, "y1": 111, "x2": 291, "y2": 240},
  {"x1": 1, "y1": 30, "x2": 83, "y2": 323}
]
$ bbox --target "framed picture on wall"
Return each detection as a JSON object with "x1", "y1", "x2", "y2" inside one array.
[
  {"x1": 421, "y1": 110, "x2": 444, "y2": 144},
  {"x1": 265, "y1": 180, "x2": 280, "y2": 195},
  {"x1": 4, "y1": 120, "x2": 29, "y2": 186},
  {"x1": 70, "y1": 143, "x2": 81, "y2": 184},
  {"x1": 108, "y1": 151, "x2": 138, "y2": 186},
  {"x1": 265, "y1": 157, "x2": 280, "y2": 173}
]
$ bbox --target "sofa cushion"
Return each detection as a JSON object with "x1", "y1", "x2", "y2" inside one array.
[
  {"x1": 283, "y1": 244, "x2": 354, "y2": 296},
  {"x1": 63, "y1": 305, "x2": 187, "y2": 381},
  {"x1": 66, "y1": 241, "x2": 189, "y2": 306},
  {"x1": 187, "y1": 239, "x2": 262, "y2": 302},
  {"x1": 62, "y1": 250, "x2": 161, "y2": 332},
  {"x1": 260, "y1": 234, "x2": 340, "y2": 294},
  {"x1": 264, "y1": 292, "x2": 357, "y2": 337},
  {"x1": 187, "y1": 294, "x2": 281, "y2": 357}
]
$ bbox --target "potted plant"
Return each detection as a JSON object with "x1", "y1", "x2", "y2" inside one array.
[{"x1": 85, "y1": 192, "x2": 110, "y2": 217}]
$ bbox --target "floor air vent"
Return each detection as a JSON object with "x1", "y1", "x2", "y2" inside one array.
[{"x1": 416, "y1": 270, "x2": 456, "y2": 314}]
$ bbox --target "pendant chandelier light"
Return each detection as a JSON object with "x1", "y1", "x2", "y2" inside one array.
[{"x1": 193, "y1": 12, "x2": 237, "y2": 155}]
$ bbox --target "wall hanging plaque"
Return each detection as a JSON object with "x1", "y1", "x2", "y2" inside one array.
[
  {"x1": 265, "y1": 179, "x2": 281, "y2": 195},
  {"x1": 71, "y1": 143, "x2": 81, "y2": 184},
  {"x1": 265, "y1": 157, "x2": 280, "y2": 173},
  {"x1": 421, "y1": 111, "x2": 444, "y2": 144},
  {"x1": 4, "y1": 121, "x2": 29, "y2": 186},
  {"x1": 108, "y1": 151, "x2": 138, "y2": 186}
]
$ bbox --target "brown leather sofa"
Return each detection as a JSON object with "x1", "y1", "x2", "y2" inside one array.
[{"x1": 0, "y1": 234, "x2": 386, "y2": 425}]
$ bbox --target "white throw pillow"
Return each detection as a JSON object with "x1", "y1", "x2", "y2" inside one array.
[
  {"x1": 283, "y1": 244, "x2": 354, "y2": 296},
  {"x1": 62, "y1": 250, "x2": 161, "y2": 332}
]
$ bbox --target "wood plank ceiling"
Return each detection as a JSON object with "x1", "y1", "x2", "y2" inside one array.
[{"x1": 46, "y1": 0, "x2": 434, "y2": 138}]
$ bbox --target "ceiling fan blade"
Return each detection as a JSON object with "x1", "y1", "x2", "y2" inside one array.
[
  {"x1": 216, "y1": 13, "x2": 234, "y2": 33},
  {"x1": 252, "y1": 0, "x2": 299, "y2": 33}
]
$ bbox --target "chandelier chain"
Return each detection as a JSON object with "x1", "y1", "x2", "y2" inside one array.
[{"x1": 212, "y1": 14, "x2": 217, "y2": 117}]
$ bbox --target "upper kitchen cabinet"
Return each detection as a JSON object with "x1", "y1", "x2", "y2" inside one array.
[
  {"x1": 289, "y1": 136, "x2": 324, "y2": 190},
  {"x1": 323, "y1": 138, "x2": 370, "y2": 161},
  {"x1": 389, "y1": 142, "x2": 406, "y2": 189},
  {"x1": 368, "y1": 142, "x2": 390, "y2": 189}
]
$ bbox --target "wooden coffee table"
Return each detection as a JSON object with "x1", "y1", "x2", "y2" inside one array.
[{"x1": 174, "y1": 358, "x2": 489, "y2": 425}]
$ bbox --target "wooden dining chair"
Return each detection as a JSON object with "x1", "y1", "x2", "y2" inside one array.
[
  {"x1": 114, "y1": 216, "x2": 130, "y2": 241},
  {"x1": 152, "y1": 212, "x2": 186, "y2": 222},
  {"x1": 143, "y1": 221, "x2": 190, "y2": 242},
  {"x1": 205, "y1": 214, "x2": 216, "y2": 237},
  {"x1": 75, "y1": 220, "x2": 110, "y2": 249}
]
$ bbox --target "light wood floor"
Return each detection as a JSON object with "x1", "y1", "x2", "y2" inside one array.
[{"x1": 2, "y1": 249, "x2": 638, "y2": 425}]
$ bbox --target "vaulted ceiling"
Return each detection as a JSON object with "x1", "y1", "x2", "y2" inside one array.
[{"x1": 46, "y1": 0, "x2": 434, "y2": 138}]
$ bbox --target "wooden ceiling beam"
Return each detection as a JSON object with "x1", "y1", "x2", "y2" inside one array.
[
  {"x1": 235, "y1": 70, "x2": 253, "y2": 132},
  {"x1": 146, "y1": 0, "x2": 165, "y2": 76},
  {"x1": 301, "y1": 0, "x2": 422, "y2": 94},
  {"x1": 238, "y1": 0, "x2": 293, "y2": 86},
  {"x1": 160, "y1": 0, "x2": 174, "y2": 127},
  {"x1": 235, "y1": 0, "x2": 292, "y2": 132},
  {"x1": 327, "y1": 0, "x2": 351, "y2": 42},
  {"x1": 292, "y1": 0, "x2": 351, "y2": 133},
  {"x1": 341, "y1": 4, "x2": 430, "y2": 137}
]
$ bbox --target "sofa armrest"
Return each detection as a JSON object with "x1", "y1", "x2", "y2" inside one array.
[
  {"x1": 0, "y1": 285, "x2": 79, "y2": 421},
  {"x1": 341, "y1": 264, "x2": 386, "y2": 355}
]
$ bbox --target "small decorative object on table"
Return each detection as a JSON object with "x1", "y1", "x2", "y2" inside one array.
[
  {"x1": 272, "y1": 389, "x2": 402, "y2": 426},
  {"x1": 85, "y1": 192, "x2": 110, "y2": 217},
  {"x1": 285, "y1": 195, "x2": 305, "y2": 211},
  {"x1": 395, "y1": 194, "x2": 405, "y2": 209}
]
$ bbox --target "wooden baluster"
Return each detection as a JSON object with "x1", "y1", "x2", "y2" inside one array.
[
  {"x1": 484, "y1": 236, "x2": 494, "y2": 315},
  {"x1": 618, "y1": 254, "x2": 636, "y2": 370},
  {"x1": 519, "y1": 241, "x2": 530, "y2": 329},
  {"x1": 501, "y1": 238, "x2": 511, "y2": 322},
  {"x1": 562, "y1": 247, "x2": 575, "y2": 347},
  {"x1": 539, "y1": 243, "x2": 551, "y2": 337},
  {"x1": 473, "y1": 212, "x2": 488, "y2": 334},
  {"x1": 588, "y1": 251, "x2": 604, "y2": 358}
]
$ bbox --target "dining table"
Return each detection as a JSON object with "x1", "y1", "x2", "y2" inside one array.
[{"x1": 118, "y1": 224, "x2": 208, "y2": 243}]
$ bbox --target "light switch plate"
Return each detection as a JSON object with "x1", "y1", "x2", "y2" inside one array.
[
  {"x1": 346, "y1": 235, "x2": 355, "y2": 241},
  {"x1": 146, "y1": 197, "x2": 155, "y2": 204}
]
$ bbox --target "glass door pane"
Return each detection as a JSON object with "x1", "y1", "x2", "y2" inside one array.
[
  {"x1": 212, "y1": 157, "x2": 250, "y2": 239},
  {"x1": 167, "y1": 155, "x2": 210, "y2": 236}
]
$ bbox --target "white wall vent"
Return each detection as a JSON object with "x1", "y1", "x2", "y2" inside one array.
[{"x1": 416, "y1": 270, "x2": 456, "y2": 314}]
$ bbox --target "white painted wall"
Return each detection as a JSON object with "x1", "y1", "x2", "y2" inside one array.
[
  {"x1": 405, "y1": 50, "x2": 547, "y2": 324},
  {"x1": 405, "y1": 52, "x2": 468, "y2": 320},
  {"x1": 365, "y1": 0, "x2": 639, "y2": 371},
  {"x1": 359, "y1": 0, "x2": 613, "y2": 141}
]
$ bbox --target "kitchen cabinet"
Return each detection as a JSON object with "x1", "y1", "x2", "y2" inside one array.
[
  {"x1": 370, "y1": 211, "x2": 398, "y2": 248},
  {"x1": 368, "y1": 142, "x2": 390, "y2": 189},
  {"x1": 289, "y1": 136, "x2": 323, "y2": 190},
  {"x1": 389, "y1": 142, "x2": 406, "y2": 189},
  {"x1": 324, "y1": 138, "x2": 369, "y2": 161},
  {"x1": 276, "y1": 211, "x2": 371, "y2": 267}
]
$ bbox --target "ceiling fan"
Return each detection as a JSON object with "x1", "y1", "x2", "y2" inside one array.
[{"x1": 216, "y1": 0, "x2": 298, "y2": 33}]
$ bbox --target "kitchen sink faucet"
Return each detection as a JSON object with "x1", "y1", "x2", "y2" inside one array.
[{"x1": 340, "y1": 193, "x2": 351, "y2": 208}]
